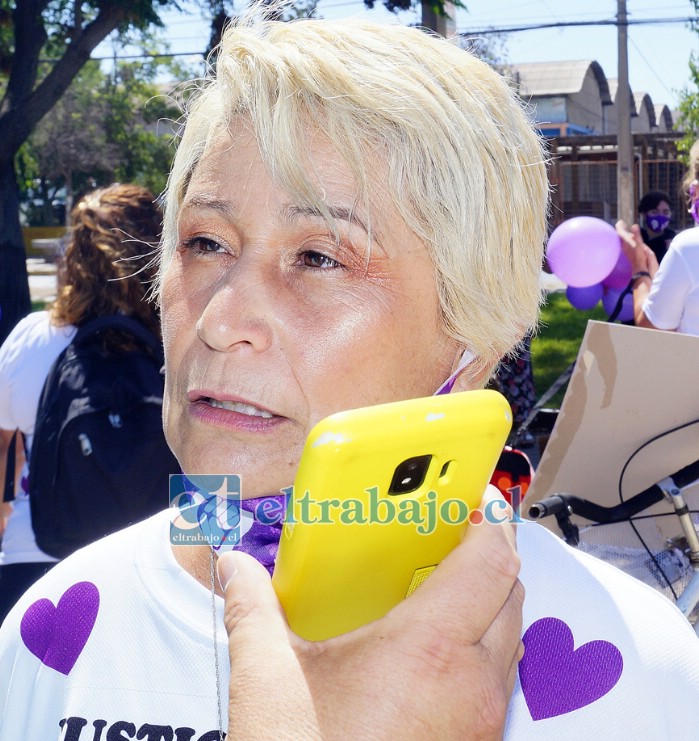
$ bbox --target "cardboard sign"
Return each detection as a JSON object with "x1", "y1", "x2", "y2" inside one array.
[{"x1": 524, "y1": 320, "x2": 699, "y2": 551}]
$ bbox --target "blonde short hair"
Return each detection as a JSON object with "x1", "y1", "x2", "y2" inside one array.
[{"x1": 160, "y1": 16, "x2": 549, "y2": 374}]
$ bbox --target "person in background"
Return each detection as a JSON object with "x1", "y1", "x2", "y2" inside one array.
[
  {"x1": 637, "y1": 190, "x2": 676, "y2": 264},
  {"x1": 491, "y1": 333, "x2": 537, "y2": 445},
  {"x1": 0, "y1": 183, "x2": 163, "y2": 624},
  {"x1": 1, "y1": 14, "x2": 698, "y2": 740},
  {"x1": 617, "y1": 145, "x2": 699, "y2": 335}
]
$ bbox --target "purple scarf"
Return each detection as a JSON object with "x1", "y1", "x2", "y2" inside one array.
[{"x1": 226, "y1": 494, "x2": 286, "y2": 576}]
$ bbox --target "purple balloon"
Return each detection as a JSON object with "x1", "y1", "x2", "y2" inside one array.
[
  {"x1": 546, "y1": 216, "x2": 621, "y2": 287},
  {"x1": 566, "y1": 283, "x2": 603, "y2": 311},
  {"x1": 602, "y1": 287, "x2": 634, "y2": 322},
  {"x1": 602, "y1": 250, "x2": 632, "y2": 290}
]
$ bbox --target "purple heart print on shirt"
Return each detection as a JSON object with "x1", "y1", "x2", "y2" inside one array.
[
  {"x1": 20, "y1": 581, "x2": 100, "y2": 675},
  {"x1": 518, "y1": 617, "x2": 623, "y2": 721}
]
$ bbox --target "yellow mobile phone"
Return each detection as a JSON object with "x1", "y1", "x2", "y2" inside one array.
[{"x1": 271, "y1": 389, "x2": 512, "y2": 641}]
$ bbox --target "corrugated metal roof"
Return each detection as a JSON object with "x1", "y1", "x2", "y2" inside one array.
[
  {"x1": 633, "y1": 92, "x2": 656, "y2": 126},
  {"x1": 608, "y1": 78, "x2": 638, "y2": 116},
  {"x1": 654, "y1": 104, "x2": 673, "y2": 130},
  {"x1": 508, "y1": 60, "x2": 612, "y2": 104}
]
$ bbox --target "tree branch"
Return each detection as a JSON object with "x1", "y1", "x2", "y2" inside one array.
[
  {"x1": 1, "y1": 0, "x2": 52, "y2": 113},
  {"x1": 0, "y1": 6, "x2": 129, "y2": 161}
]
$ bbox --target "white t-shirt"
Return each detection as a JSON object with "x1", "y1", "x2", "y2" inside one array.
[
  {"x1": 643, "y1": 227, "x2": 699, "y2": 335},
  {"x1": 0, "y1": 510, "x2": 697, "y2": 739},
  {"x1": 0, "y1": 311, "x2": 76, "y2": 565}
]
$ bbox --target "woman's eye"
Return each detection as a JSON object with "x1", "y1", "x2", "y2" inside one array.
[
  {"x1": 302, "y1": 250, "x2": 342, "y2": 269},
  {"x1": 180, "y1": 236, "x2": 224, "y2": 254}
]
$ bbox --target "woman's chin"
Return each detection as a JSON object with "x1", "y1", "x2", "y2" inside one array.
[{"x1": 178, "y1": 462, "x2": 294, "y2": 499}]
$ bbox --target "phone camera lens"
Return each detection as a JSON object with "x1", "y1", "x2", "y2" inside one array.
[{"x1": 388, "y1": 455, "x2": 432, "y2": 495}]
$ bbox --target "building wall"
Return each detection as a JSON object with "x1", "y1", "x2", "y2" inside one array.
[
  {"x1": 566, "y1": 69, "x2": 607, "y2": 133},
  {"x1": 547, "y1": 134, "x2": 687, "y2": 230},
  {"x1": 631, "y1": 95, "x2": 654, "y2": 133},
  {"x1": 604, "y1": 103, "x2": 618, "y2": 136}
]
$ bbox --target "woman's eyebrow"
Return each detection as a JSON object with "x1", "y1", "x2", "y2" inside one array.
[
  {"x1": 284, "y1": 204, "x2": 378, "y2": 243},
  {"x1": 178, "y1": 197, "x2": 384, "y2": 248},
  {"x1": 179, "y1": 194, "x2": 237, "y2": 220}
]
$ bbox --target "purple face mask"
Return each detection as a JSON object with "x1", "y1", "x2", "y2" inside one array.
[{"x1": 646, "y1": 213, "x2": 670, "y2": 233}]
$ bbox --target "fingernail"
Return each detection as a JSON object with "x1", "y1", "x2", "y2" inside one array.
[{"x1": 217, "y1": 552, "x2": 237, "y2": 592}]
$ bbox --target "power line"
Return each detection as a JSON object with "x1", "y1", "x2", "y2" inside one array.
[
  {"x1": 38, "y1": 14, "x2": 698, "y2": 63},
  {"x1": 626, "y1": 33, "x2": 676, "y2": 101},
  {"x1": 95, "y1": 52, "x2": 206, "y2": 61},
  {"x1": 458, "y1": 16, "x2": 698, "y2": 36},
  {"x1": 39, "y1": 51, "x2": 207, "y2": 63}
]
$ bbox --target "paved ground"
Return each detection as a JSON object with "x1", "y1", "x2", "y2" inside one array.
[
  {"x1": 27, "y1": 259, "x2": 58, "y2": 303},
  {"x1": 540, "y1": 271, "x2": 566, "y2": 292}
]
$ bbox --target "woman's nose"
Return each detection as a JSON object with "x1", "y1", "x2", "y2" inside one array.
[{"x1": 195, "y1": 258, "x2": 276, "y2": 354}]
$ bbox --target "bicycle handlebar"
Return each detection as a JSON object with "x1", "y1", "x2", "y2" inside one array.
[
  {"x1": 529, "y1": 458, "x2": 699, "y2": 524},
  {"x1": 666, "y1": 458, "x2": 699, "y2": 490}
]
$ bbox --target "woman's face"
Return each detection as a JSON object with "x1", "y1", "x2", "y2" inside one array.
[
  {"x1": 644, "y1": 200, "x2": 671, "y2": 234},
  {"x1": 161, "y1": 126, "x2": 462, "y2": 496}
]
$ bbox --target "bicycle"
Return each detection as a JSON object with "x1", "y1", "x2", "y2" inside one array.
[{"x1": 528, "y1": 457, "x2": 699, "y2": 635}]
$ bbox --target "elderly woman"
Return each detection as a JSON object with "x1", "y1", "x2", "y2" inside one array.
[{"x1": 1, "y1": 15, "x2": 698, "y2": 740}]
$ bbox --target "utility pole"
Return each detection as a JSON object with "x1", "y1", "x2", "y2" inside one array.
[
  {"x1": 421, "y1": 1, "x2": 456, "y2": 37},
  {"x1": 616, "y1": 0, "x2": 635, "y2": 224}
]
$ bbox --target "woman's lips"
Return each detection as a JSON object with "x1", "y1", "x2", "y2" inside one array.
[
  {"x1": 207, "y1": 398, "x2": 274, "y2": 418},
  {"x1": 187, "y1": 395, "x2": 285, "y2": 432}
]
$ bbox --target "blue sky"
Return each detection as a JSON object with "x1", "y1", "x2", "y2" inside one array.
[
  {"x1": 96, "y1": 1, "x2": 699, "y2": 112},
  {"x1": 453, "y1": 0, "x2": 699, "y2": 112}
]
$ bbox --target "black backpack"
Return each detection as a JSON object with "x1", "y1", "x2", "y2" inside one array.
[{"x1": 29, "y1": 314, "x2": 180, "y2": 559}]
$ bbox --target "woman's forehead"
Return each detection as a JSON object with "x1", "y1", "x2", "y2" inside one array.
[{"x1": 180, "y1": 126, "x2": 393, "y2": 244}]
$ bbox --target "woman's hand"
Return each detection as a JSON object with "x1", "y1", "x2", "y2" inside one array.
[
  {"x1": 218, "y1": 491, "x2": 523, "y2": 740},
  {"x1": 615, "y1": 220, "x2": 659, "y2": 278},
  {"x1": 615, "y1": 221, "x2": 660, "y2": 328}
]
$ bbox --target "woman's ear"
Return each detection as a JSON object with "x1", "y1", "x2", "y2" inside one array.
[
  {"x1": 451, "y1": 358, "x2": 492, "y2": 393},
  {"x1": 435, "y1": 347, "x2": 490, "y2": 395},
  {"x1": 434, "y1": 348, "x2": 476, "y2": 395}
]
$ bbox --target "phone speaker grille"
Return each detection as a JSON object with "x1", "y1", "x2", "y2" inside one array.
[{"x1": 406, "y1": 565, "x2": 436, "y2": 597}]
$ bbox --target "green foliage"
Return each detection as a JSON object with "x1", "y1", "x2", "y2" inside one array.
[
  {"x1": 40, "y1": 0, "x2": 172, "y2": 35},
  {"x1": 675, "y1": 56, "x2": 699, "y2": 161},
  {"x1": 0, "y1": 2, "x2": 11, "y2": 78},
  {"x1": 18, "y1": 57, "x2": 186, "y2": 224},
  {"x1": 1, "y1": 0, "x2": 207, "y2": 344},
  {"x1": 531, "y1": 291, "x2": 607, "y2": 407},
  {"x1": 676, "y1": 2, "x2": 699, "y2": 158},
  {"x1": 363, "y1": 0, "x2": 465, "y2": 15},
  {"x1": 103, "y1": 59, "x2": 185, "y2": 196}
]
